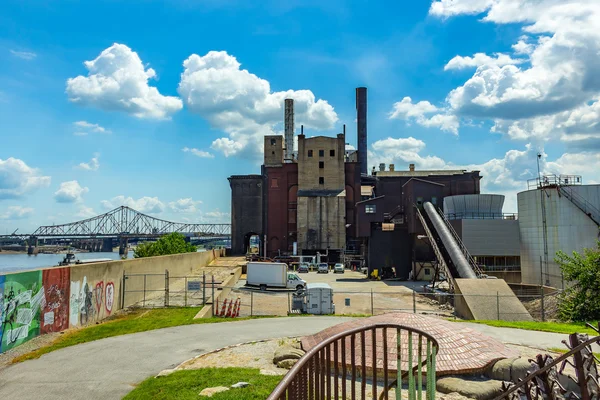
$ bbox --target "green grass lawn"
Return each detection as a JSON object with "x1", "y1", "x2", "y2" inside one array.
[
  {"x1": 464, "y1": 320, "x2": 599, "y2": 335},
  {"x1": 124, "y1": 368, "x2": 281, "y2": 400},
  {"x1": 13, "y1": 307, "x2": 270, "y2": 363}
]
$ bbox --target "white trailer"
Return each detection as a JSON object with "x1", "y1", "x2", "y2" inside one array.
[{"x1": 246, "y1": 262, "x2": 306, "y2": 291}]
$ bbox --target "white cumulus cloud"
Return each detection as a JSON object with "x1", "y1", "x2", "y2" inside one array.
[
  {"x1": 178, "y1": 50, "x2": 338, "y2": 159},
  {"x1": 75, "y1": 205, "x2": 97, "y2": 219},
  {"x1": 73, "y1": 121, "x2": 111, "y2": 136},
  {"x1": 77, "y1": 154, "x2": 100, "y2": 171},
  {"x1": 54, "y1": 180, "x2": 89, "y2": 203},
  {"x1": 168, "y1": 198, "x2": 202, "y2": 213},
  {"x1": 0, "y1": 158, "x2": 51, "y2": 199},
  {"x1": 101, "y1": 195, "x2": 165, "y2": 214},
  {"x1": 444, "y1": 53, "x2": 524, "y2": 70},
  {"x1": 66, "y1": 43, "x2": 183, "y2": 119},
  {"x1": 0, "y1": 206, "x2": 34, "y2": 220},
  {"x1": 182, "y1": 147, "x2": 214, "y2": 158},
  {"x1": 389, "y1": 97, "x2": 459, "y2": 134}
]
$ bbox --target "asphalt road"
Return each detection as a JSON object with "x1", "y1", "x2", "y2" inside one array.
[
  {"x1": 0, "y1": 317, "x2": 353, "y2": 400},
  {"x1": 0, "y1": 317, "x2": 568, "y2": 400}
]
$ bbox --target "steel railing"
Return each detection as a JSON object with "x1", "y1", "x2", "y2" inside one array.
[
  {"x1": 444, "y1": 212, "x2": 518, "y2": 220},
  {"x1": 268, "y1": 323, "x2": 439, "y2": 400},
  {"x1": 559, "y1": 185, "x2": 600, "y2": 226},
  {"x1": 415, "y1": 207, "x2": 454, "y2": 290}
]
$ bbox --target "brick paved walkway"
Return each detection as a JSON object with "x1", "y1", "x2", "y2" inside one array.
[{"x1": 301, "y1": 313, "x2": 518, "y2": 376}]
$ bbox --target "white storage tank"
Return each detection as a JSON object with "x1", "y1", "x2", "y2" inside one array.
[
  {"x1": 518, "y1": 180, "x2": 600, "y2": 288},
  {"x1": 306, "y1": 283, "x2": 335, "y2": 315}
]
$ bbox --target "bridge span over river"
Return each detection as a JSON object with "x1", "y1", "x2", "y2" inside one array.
[{"x1": 0, "y1": 206, "x2": 231, "y2": 255}]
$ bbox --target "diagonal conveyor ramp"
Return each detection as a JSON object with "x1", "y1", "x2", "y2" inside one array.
[{"x1": 421, "y1": 202, "x2": 532, "y2": 321}]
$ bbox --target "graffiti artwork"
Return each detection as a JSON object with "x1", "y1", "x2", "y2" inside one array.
[
  {"x1": 1, "y1": 271, "x2": 44, "y2": 353},
  {"x1": 0, "y1": 275, "x2": 4, "y2": 349},
  {"x1": 105, "y1": 282, "x2": 114, "y2": 314},
  {"x1": 70, "y1": 277, "x2": 95, "y2": 327},
  {"x1": 41, "y1": 268, "x2": 70, "y2": 334},
  {"x1": 94, "y1": 282, "x2": 104, "y2": 314}
]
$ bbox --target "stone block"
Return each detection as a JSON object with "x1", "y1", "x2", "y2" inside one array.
[
  {"x1": 437, "y1": 377, "x2": 504, "y2": 400},
  {"x1": 199, "y1": 386, "x2": 230, "y2": 397}
]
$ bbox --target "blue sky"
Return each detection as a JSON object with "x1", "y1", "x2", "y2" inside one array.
[{"x1": 1, "y1": 0, "x2": 599, "y2": 232}]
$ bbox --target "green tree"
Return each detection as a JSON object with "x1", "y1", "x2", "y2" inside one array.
[
  {"x1": 134, "y1": 233, "x2": 197, "y2": 258},
  {"x1": 555, "y1": 241, "x2": 600, "y2": 322}
]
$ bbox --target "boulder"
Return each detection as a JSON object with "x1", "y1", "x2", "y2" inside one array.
[
  {"x1": 437, "y1": 377, "x2": 504, "y2": 400},
  {"x1": 231, "y1": 382, "x2": 250, "y2": 388},
  {"x1": 487, "y1": 358, "x2": 533, "y2": 383},
  {"x1": 273, "y1": 346, "x2": 305, "y2": 364},
  {"x1": 277, "y1": 358, "x2": 298, "y2": 369},
  {"x1": 199, "y1": 386, "x2": 230, "y2": 397},
  {"x1": 155, "y1": 368, "x2": 176, "y2": 378},
  {"x1": 260, "y1": 369, "x2": 283, "y2": 376}
]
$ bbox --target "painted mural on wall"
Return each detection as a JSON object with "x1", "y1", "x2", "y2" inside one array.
[
  {"x1": 41, "y1": 268, "x2": 70, "y2": 334},
  {"x1": 70, "y1": 276, "x2": 114, "y2": 327},
  {"x1": 0, "y1": 271, "x2": 44, "y2": 353}
]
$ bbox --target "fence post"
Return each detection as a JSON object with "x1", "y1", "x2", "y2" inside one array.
[
  {"x1": 121, "y1": 272, "x2": 126, "y2": 309},
  {"x1": 412, "y1": 290, "x2": 416, "y2": 314},
  {"x1": 164, "y1": 269, "x2": 169, "y2": 307},
  {"x1": 211, "y1": 275, "x2": 215, "y2": 317},
  {"x1": 184, "y1": 277, "x2": 188, "y2": 307},
  {"x1": 143, "y1": 274, "x2": 147, "y2": 308},
  {"x1": 251, "y1": 290, "x2": 254, "y2": 317},
  {"x1": 496, "y1": 292, "x2": 500, "y2": 321},
  {"x1": 202, "y1": 272, "x2": 206, "y2": 306},
  {"x1": 288, "y1": 291, "x2": 291, "y2": 315},
  {"x1": 541, "y1": 286, "x2": 546, "y2": 322},
  {"x1": 371, "y1": 289, "x2": 374, "y2": 315}
]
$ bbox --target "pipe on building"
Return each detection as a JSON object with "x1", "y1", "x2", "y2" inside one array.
[
  {"x1": 284, "y1": 98, "x2": 294, "y2": 162},
  {"x1": 356, "y1": 87, "x2": 367, "y2": 176},
  {"x1": 423, "y1": 202, "x2": 477, "y2": 279}
]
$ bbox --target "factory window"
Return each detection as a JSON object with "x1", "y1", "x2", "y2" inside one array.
[
  {"x1": 330, "y1": 149, "x2": 335, "y2": 157},
  {"x1": 272, "y1": 151, "x2": 275, "y2": 155},
  {"x1": 308, "y1": 150, "x2": 313, "y2": 157},
  {"x1": 319, "y1": 149, "x2": 324, "y2": 157},
  {"x1": 319, "y1": 161, "x2": 324, "y2": 169},
  {"x1": 270, "y1": 138, "x2": 276, "y2": 145},
  {"x1": 319, "y1": 177, "x2": 324, "y2": 185},
  {"x1": 365, "y1": 205, "x2": 376, "y2": 214},
  {"x1": 424, "y1": 268, "x2": 431, "y2": 275},
  {"x1": 271, "y1": 178, "x2": 279, "y2": 188},
  {"x1": 416, "y1": 197, "x2": 423, "y2": 206}
]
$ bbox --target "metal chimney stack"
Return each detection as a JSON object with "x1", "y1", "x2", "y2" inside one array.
[
  {"x1": 284, "y1": 98, "x2": 294, "y2": 162},
  {"x1": 356, "y1": 87, "x2": 368, "y2": 176}
]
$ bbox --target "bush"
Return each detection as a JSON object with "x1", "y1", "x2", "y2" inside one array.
[
  {"x1": 134, "y1": 232, "x2": 197, "y2": 258},
  {"x1": 556, "y1": 241, "x2": 600, "y2": 322}
]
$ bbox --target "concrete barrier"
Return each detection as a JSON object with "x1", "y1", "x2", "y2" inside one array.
[{"x1": 0, "y1": 249, "x2": 224, "y2": 354}]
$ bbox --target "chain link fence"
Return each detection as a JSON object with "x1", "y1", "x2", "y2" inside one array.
[{"x1": 123, "y1": 269, "x2": 559, "y2": 321}]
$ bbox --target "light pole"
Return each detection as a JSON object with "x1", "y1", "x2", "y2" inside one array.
[{"x1": 537, "y1": 152, "x2": 550, "y2": 286}]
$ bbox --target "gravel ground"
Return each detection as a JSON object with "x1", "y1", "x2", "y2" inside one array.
[{"x1": 0, "y1": 332, "x2": 61, "y2": 370}]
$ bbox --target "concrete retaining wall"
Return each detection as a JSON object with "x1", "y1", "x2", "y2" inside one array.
[{"x1": 0, "y1": 249, "x2": 224, "y2": 354}]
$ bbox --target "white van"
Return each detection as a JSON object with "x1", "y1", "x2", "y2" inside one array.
[{"x1": 246, "y1": 262, "x2": 307, "y2": 291}]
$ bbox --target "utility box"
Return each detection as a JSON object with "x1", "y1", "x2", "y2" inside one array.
[{"x1": 306, "y1": 283, "x2": 335, "y2": 315}]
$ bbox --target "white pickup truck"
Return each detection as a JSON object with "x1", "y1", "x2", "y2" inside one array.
[{"x1": 246, "y1": 262, "x2": 307, "y2": 291}]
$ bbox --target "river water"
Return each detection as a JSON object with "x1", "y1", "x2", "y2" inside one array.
[{"x1": 0, "y1": 251, "x2": 134, "y2": 273}]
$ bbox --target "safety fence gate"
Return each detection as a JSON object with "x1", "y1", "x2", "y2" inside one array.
[{"x1": 122, "y1": 270, "x2": 220, "y2": 308}]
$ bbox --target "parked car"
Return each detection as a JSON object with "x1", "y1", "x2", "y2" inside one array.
[
  {"x1": 298, "y1": 263, "x2": 309, "y2": 273},
  {"x1": 334, "y1": 263, "x2": 344, "y2": 273},
  {"x1": 317, "y1": 263, "x2": 329, "y2": 274}
]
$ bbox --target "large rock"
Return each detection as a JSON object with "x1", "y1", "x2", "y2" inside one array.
[
  {"x1": 277, "y1": 358, "x2": 298, "y2": 369},
  {"x1": 273, "y1": 346, "x2": 305, "y2": 364},
  {"x1": 487, "y1": 358, "x2": 533, "y2": 383},
  {"x1": 199, "y1": 386, "x2": 230, "y2": 397},
  {"x1": 437, "y1": 377, "x2": 504, "y2": 400}
]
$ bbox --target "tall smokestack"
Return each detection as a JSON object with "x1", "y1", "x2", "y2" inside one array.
[
  {"x1": 284, "y1": 98, "x2": 294, "y2": 161},
  {"x1": 356, "y1": 87, "x2": 367, "y2": 176}
]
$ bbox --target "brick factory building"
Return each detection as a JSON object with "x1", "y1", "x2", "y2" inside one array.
[{"x1": 229, "y1": 88, "x2": 486, "y2": 276}]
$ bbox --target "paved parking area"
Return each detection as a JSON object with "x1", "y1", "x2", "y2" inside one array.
[{"x1": 229, "y1": 269, "x2": 449, "y2": 317}]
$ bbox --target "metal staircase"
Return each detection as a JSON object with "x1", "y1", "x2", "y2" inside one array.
[
  {"x1": 436, "y1": 207, "x2": 484, "y2": 278},
  {"x1": 415, "y1": 206, "x2": 454, "y2": 289},
  {"x1": 558, "y1": 185, "x2": 600, "y2": 226}
]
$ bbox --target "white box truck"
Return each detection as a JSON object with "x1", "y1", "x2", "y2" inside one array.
[{"x1": 246, "y1": 262, "x2": 306, "y2": 291}]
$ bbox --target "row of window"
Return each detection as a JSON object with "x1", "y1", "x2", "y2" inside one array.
[
  {"x1": 272, "y1": 177, "x2": 325, "y2": 187},
  {"x1": 308, "y1": 149, "x2": 335, "y2": 157}
]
